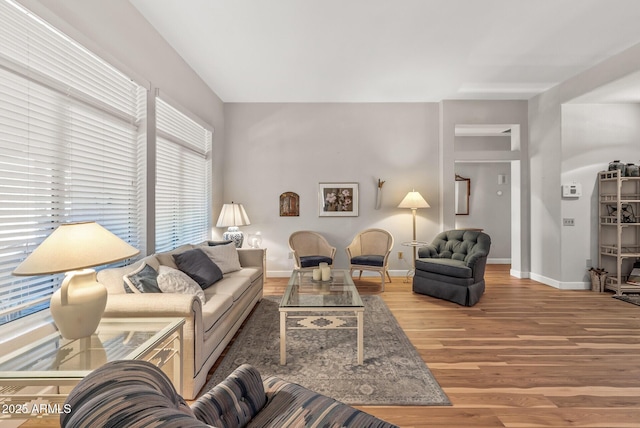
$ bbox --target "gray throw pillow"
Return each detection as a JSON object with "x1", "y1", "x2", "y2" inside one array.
[
  {"x1": 123, "y1": 263, "x2": 161, "y2": 293},
  {"x1": 201, "y1": 242, "x2": 242, "y2": 274},
  {"x1": 173, "y1": 248, "x2": 223, "y2": 290}
]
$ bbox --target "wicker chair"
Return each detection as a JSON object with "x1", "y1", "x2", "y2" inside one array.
[
  {"x1": 346, "y1": 228, "x2": 394, "y2": 291},
  {"x1": 288, "y1": 231, "x2": 336, "y2": 270}
]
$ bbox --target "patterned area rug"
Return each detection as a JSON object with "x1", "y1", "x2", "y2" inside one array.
[
  {"x1": 204, "y1": 295, "x2": 450, "y2": 406},
  {"x1": 613, "y1": 294, "x2": 640, "y2": 306}
]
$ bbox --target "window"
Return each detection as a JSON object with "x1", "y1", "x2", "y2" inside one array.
[
  {"x1": 0, "y1": 0, "x2": 145, "y2": 325},
  {"x1": 155, "y1": 98, "x2": 212, "y2": 253}
]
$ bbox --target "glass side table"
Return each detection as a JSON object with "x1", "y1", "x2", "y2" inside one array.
[
  {"x1": 0, "y1": 317, "x2": 184, "y2": 419},
  {"x1": 401, "y1": 241, "x2": 429, "y2": 283}
]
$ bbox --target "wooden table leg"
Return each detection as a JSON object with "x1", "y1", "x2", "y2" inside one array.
[
  {"x1": 357, "y1": 310, "x2": 364, "y2": 365},
  {"x1": 280, "y1": 311, "x2": 287, "y2": 365}
]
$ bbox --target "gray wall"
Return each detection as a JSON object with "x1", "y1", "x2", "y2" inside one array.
[
  {"x1": 561, "y1": 103, "x2": 640, "y2": 284},
  {"x1": 529, "y1": 42, "x2": 640, "y2": 288},
  {"x1": 222, "y1": 103, "x2": 440, "y2": 275},
  {"x1": 455, "y1": 163, "x2": 512, "y2": 260}
]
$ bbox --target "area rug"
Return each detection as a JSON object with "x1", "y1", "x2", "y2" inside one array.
[
  {"x1": 204, "y1": 295, "x2": 450, "y2": 406},
  {"x1": 613, "y1": 294, "x2": 640, "y2": 306}
]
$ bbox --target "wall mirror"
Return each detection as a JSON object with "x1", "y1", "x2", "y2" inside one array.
[{"x1": 455, "y1": 174, "x2": 470, "y2": 215}]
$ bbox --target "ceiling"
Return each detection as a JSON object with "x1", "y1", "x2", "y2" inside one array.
[{"x1": 130, "y1": 0, "x2": 640, "y2": 103}]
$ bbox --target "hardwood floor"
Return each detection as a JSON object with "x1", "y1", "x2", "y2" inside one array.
[
  {"x1": 263, "y1": 265, "x2": 640, "y2": 428},
  {"x1": 19, "y1": 265, "x2": 640, "y2": 427}
]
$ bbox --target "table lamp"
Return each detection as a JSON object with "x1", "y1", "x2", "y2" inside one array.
[
  {"x1": 12, "y1": 222, "x2": 139, "y2": 339},
  {"x1": 398, "y1": 190, "x2": 430, "y2": 263},
  {"x1": 216, "y1": 202, "x2": 251, "y2": 248}
]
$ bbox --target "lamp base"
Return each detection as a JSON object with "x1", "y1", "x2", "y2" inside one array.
[
  {"x1": 50, "y1": 269, "x2": 107, "y2": 339},
  {"x1": 223, "y1": 226, "x2": 244, "y2": 248}
]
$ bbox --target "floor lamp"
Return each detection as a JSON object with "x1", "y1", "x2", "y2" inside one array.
[{"x1": 398, "y1": 190, "x2": 430, "y2": 266}]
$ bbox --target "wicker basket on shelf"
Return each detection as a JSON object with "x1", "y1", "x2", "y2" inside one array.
[{"x1": 588, "y1": 268, "x2": 607, "y2": 292}]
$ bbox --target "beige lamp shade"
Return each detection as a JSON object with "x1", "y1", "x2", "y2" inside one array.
[
  {"x1": 216, "y1": 203, "x2": 251, "y2": 227},
  {"x1": 13, "y1": 221, "x2": 140, "y2": 276},
  {"x1": 12, "y1": 221, "x2": 139, "y2": 339},
  {"x1": 397, "y1": 190, "x2": 430, "y2": 209}
]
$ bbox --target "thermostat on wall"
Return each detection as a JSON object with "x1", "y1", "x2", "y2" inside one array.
[{"x1": 562, "y1": 182, "x2": 582, "y2": 198}]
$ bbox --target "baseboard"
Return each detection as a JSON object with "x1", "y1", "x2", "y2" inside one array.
[
  {"x1": 510, "y1": 269, "x2": 530, "y2": 279},
  {"x1": 267, "y1": 269, "x2": 411, "y2": 278},
  {"x1": 488, "y1": 258, "x2": 511, "y2": 264},
  {"x1": 529, "y1": 272, "x2": 590, "y2": 290}
]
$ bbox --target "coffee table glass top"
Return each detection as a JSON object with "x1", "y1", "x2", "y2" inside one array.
[
  {"x1": 281, "y1": 269, "x2": 364, "y2": 308},
  {"x1": 0, "y1": 317, "x2": 183, "y2": 378}
]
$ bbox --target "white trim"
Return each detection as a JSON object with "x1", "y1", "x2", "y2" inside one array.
[
  {"x1": 510, "y1": 269, "x2": 530, "y2": 279},
  {"x1": 268, "y1": 269, "x2": 411, "y2": 278},
  {"x1": 488, "y1": 258, "x2": 511, "y2": 264},
  {"x1": 530, "y1": 272, "x2": 560, "y2": 288},
  {"x1": 529, "y1": 273, "x2": 590, "y2": 290}
]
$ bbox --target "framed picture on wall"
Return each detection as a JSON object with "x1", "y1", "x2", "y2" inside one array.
[
  {"x1": 318, "y1": 182, "x2": 358, "y2": 217},
  {"x1": 279, "y1": 192, "x2": 300, "y2": 216}
]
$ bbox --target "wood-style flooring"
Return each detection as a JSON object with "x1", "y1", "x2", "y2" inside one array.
[
  {"x1": 20, "y1": 265, "x2": 640, "y2": 427},
  {"x1": 264, "y1": 265, "x2": 640, "y2": 428}
]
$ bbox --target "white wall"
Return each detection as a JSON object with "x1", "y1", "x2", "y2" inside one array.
[
  {"x1": 455, "y1": 163, "x2": 512, "y2": 260},
  {"x1": 222, "y1": 103, "x2": 440, "y2": 275},
  {"x1": 561, "y1": 103, "x2": 640, "y2": 284},
  {"x1": 529, "y1": 42, "x2": 640, "y2": 288},
  {"x1": 440, "y1": 100, "x2": 529, "y2": 274}
]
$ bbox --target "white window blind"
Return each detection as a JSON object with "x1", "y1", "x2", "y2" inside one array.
[
  {"x1": 0, "y1": 0, "x2": 145, "y2": 325},
  {"x1": 155, "y1": 98, "x2": 212, "y2": 253}
]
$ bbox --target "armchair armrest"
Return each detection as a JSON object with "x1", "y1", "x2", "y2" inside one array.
[
  {"x1": 345, "y1": 241, "x2": 361, "y2": 259},
  {"x1": 191, "y1": 364, "x2": 266, "y2": 428},
  {"x1": 417, "y1": 244, "x2": 438, "y2": 259},
  {"x1": 465, "y1": 252, "x2": 489, "y2": 282},
  {"x1": 465, "y1": 251, "x2": 488, "y2": 269}
]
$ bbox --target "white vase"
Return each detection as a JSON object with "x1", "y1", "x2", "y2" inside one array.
[{"x1": 50, "y1": 269, "x2": 107, "y2": 339}]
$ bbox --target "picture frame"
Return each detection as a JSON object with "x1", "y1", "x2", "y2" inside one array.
[
  {"x1": 318, "y1": 182, "x2": 358, "y2": 217},
  {"x1": 279, "y1": 191, "x2": 300, "y2": 216}
]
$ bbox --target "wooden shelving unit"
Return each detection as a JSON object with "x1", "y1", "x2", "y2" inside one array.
[{"x1": 598, "y1": 170, "x2": 640, "y2": 294}]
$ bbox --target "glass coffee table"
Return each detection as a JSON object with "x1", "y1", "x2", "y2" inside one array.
[
  {"x1": 280, "y1": 269, "x2": 364, "y2": 365},
  {"x1": 0, "y1": 317, "x2": 183, "y2": 419}
]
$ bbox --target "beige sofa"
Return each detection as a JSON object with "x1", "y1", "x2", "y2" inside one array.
[{"x1": 96, "y1": 243, "x2": 264, "y2": 399}]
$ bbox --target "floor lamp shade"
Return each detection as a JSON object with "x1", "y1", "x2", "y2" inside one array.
[
  {"x1": 13, "y1": 222, "x2": 140, "y2": 339},
  {"x1": 216, "y1": 203, "x2": 251, "y2": 248}
]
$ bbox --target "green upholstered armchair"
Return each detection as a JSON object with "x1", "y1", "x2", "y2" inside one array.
[{"x1": 413, "y1": 230, "x2": 491, "y2": 306}]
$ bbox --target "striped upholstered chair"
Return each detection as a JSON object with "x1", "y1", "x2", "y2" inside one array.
[{"x1": 61, "y1": 360, "x2": 397, "y2": 428}]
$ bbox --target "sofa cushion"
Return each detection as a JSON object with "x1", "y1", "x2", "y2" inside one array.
[
  {"x1": 300, "y1": 255, "x2": 333, "y2": 268},
  {"x1": 173, "y1": 249, "x2": 223, "y2": 290},
  {"x1": 224, "y1": 267, "x2": 262, "y2": 284},
  {"x1": 201, "y1": 292, "x2": 233, "y2": 334},
  {"x1": 415, "y1": 258, "x2": 472, "y2": 279},
  {"x1": 123, "y1": 263, "x2": 161, "y2": 294},
  {"x1": 157, "y1": 266, "x2": 206, "y2": 305},
  {"x1": 200, "y1": 243, "x2": 242, "y2": 274},
  {"x1": 192, "y1": 364, "x2": 266, "y2": 427},
  {"x1": 250, "y1": 376, "x2": 398, "y2": 428},
  {"x1": 350, "y1": 255, "x2": 384, "y2": 267},
  {"x1": 205, "y1": 276, "x2": 253, "y2": 302}
]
